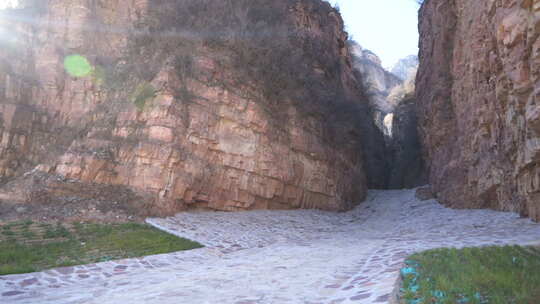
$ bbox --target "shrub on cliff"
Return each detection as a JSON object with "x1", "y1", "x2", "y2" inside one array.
[{"x1": 120, "y1": 0, "x2": 364, "y2": 142}]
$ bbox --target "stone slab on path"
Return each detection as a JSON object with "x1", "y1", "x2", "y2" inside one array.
[{"x1": 1, "y1": 189, "x2": 540, "y2": 303}]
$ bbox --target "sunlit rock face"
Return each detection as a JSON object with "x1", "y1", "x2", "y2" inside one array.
[
  {"x1": 391, "y1": 55, "x2": 418, "y2": 81},
  {"x1": 350, "y1": 41, "x2": 402, "y2": 115},
  {"x1": 0, "y1": 0, "x2": 375, "y2": 215},
  {"x1": 417, "y1": 0, "x2": 540, "y2": 221}
]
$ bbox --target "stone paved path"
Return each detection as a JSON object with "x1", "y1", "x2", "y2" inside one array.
[{"x1": 1, "y1": 189, "x2": 540, "y2": 304}]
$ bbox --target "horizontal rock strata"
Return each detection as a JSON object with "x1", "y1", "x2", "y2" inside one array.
[{"x1": 0, "y1": 0, "x2": 379, "y2": 215}]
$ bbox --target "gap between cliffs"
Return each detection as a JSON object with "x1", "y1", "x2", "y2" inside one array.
[
  {"x1": 0, "y1": 0, "x2": 427, "y2": 219},
  {"x1": 349, "y1": 42, "x2": 427, "y2": 190}
]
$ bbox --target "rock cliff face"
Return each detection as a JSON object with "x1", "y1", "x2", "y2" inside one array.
[
  {"x1": 349, "y1": 44, "x2": 426, "y2": 189},
  {"x1": 0, "y1": 0, "x2": 377, "y2": 215},
  {"x1": 388, "y1": 95, "x2": 427, "y2": 189},
  {"x1": 348, "y1": 41, "x2": 402, "y2": 188},
  {"x1": 350, "y1": 42, "x2": 402, "y2": 115},
  {"x1": 349, "y1": 44, "x2": 427, "y2": 189},
  {"x1": 387, "y1": 68, "x2": 427, "y2": 189},
  {"x1": 391, "y1": 55, "x2": 419, "y2": 81},
  {"x1": 417, "y1": 0, "x2": 540, "y2": 221}
]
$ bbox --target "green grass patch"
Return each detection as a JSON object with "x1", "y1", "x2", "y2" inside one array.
[
  {"x1": 401, "y1": 246, "x2": 540, "y2": 304},
  {"x1": 0, "y1": 222, "x2": 203, "y2": 275}
]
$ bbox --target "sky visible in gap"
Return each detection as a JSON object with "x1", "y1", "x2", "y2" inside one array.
[{"x1": 326, "y1": 0, "x2": 421, "y2": 69}]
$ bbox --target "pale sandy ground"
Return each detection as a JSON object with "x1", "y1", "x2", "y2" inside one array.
[{"x1": 1, "y1": 189, "x2": 540, "y2": 304}]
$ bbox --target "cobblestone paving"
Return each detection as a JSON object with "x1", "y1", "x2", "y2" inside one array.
[{"x1": 1, "y1": 189, "x2": 540, "y2": 304}]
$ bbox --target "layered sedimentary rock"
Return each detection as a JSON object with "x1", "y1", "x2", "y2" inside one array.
[
  {"x1": 0, "y1": 0, "x2": 377, "y2": 215},
  {"x1": 417, "y1": 0, "x2": 540, "y2": 221}
]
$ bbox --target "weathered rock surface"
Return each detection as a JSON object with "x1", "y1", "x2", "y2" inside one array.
[
  {"x1": 0, "y1": 0, "x2": 378, "y2": 215},
  {"x1": 348, "y1": 41, "x2": 407, "y2": 189},
  {"x1": 388, "y1": 95, "x2": 427, "y2": 189},
  {"x1": 350, "y1": 41, "x2": 403, "y2": 115},
  {"x1": 391, "y1": 55, "x2": 419, "y2": 81},
  {"x1": 386, "y1": 67, "x2": 427, "y2": 189},
  {"x1": 387, "y1": 65, "x2": 417, "y2": 109},
  {"x1": 349, "y1": 44, "x2": 425, "y2": 189},
  {"x1": 417, "y1": 0, "x2": 540, "y2": 221}
]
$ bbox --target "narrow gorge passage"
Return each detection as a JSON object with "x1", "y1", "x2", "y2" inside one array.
[
  {"x1": 1, "y1": 0, "x2": 539, "y2": 303},
  {"x1": 2, "y1": 189, "x2": 540, "y2": 304},
  {"x1": 349, "y1": 42, "x2": 426, "y2": 191},
  {"x1": 0, "y1": 0, "x2": 427, "y2": 218}
]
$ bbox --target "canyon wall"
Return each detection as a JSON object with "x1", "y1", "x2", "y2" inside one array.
[
  {"x1": 0, "y1": 0, "x2": 379, "y2": 215},
  {"x1": 417, "y1": 0, "x2": 540, "y2": 221},
  {"x1": 350, "y1": 42, "x2": 403, "y2": 115},
  {"x1": 388, "y1": 71, "x2": 427, "y2": 189},
  {"x1": 391, "y1": 55, "x2": 419, "y2": 81},
  {"x1": 350, "y1": 43, "x2": 426, "y2": 189},
  {"x1": 349, "y1": 42, "x2": 401, "y2": 188}
]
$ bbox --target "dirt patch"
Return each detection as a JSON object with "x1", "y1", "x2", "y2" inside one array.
[
  {"x1": 0, "y1": 198, "x2": 144, "y2": 225},
  {"x1": 0, "y1": 173, "x2": 148, "y2": 224}
]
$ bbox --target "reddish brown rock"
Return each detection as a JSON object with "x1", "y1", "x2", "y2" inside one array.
[
  {"x1": 0, "y1": 0, "x2": 377, "y2": 215},
  {"x1": 417, "y1": 0, "x2": 540, "y2": 221},
  {"x1": 415, "y1": 186, "x2": 434, "y2": 201}
]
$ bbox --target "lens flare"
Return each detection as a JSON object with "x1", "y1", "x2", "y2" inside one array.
[{"x1": 64, "y1": 55, "x2": 92, "y2": 78}]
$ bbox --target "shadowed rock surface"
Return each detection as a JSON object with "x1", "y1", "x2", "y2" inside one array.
[
  {"x1": 0, "y1": 0, "x2": 385, "y2": 215},
  {"x1": 386, "y1": 66, "x2": 426, "y2": 190},
  {"x1": 388, "y1": 95, "x2": 427, "y2": 189},
  {"x1": 350, "y1": 43, "x2": 426, "y2": 190},
  {"x1": 417, "y1": 0, "x2": 540, "y2": 221},
  {"x1": 349, "y1": 41, "x2": 403, "y2": 189}
]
